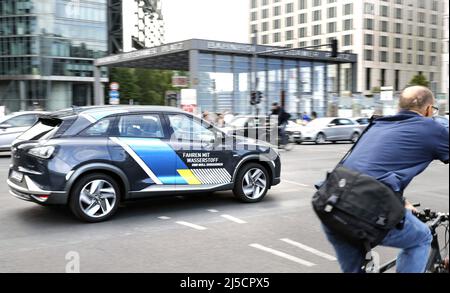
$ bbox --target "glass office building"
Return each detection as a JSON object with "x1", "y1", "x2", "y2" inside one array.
[
  {"x1": 0, "y1": 0, "x2": 108, "y2": 112},
  {"x1": 95, "y1": 39, "x2": 357, "y2": 118}
]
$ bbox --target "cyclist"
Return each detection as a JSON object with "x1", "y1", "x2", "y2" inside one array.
[
  {"x1": 322, "y1": 86, "x2": 449, "y2": 273},
  {"x1": 270, "y1": 103, "x2": 291, "y2": 147}
]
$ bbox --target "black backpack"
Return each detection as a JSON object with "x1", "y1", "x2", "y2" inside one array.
[{"x1": 312, "y1": 116, "x2": 406, "y2": 250}]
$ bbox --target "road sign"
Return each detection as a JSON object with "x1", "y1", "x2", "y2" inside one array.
[
  {"x1": 109, "y1": 90, "x2": 120, "y2": 105},
  {"x1": 110, "y1": 82, "x2": 120, "y2": 91}
]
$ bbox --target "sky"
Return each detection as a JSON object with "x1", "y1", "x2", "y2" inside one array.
[{"x1": 161, "y1": 0, "x2": 249, "y2": 43}]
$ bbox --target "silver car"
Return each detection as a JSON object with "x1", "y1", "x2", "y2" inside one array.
[
  {"x1": 0, "y1": 111, "x2": 45, "y2": 152},
  {"x1": 300, "y1": 117, "x2": 362, "y2": 144}
]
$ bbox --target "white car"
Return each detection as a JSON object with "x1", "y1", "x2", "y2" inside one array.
[
  {"x1": 0, "y1": 111, "x2": 46, "y2": 152},
  {"x1": 285, "y1": 120, "x2": 304, "y2": 144},
  {"x1": 299, "y1": 117, "x2": 362, "y2": 144}
]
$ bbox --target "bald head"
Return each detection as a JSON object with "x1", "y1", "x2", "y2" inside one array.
[{"x1": 399, "y1": 86, "x2": 435, "y2": 112}]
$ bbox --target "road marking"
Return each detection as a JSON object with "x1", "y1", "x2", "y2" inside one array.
[
  {"x1": 175, "y1": 221, "x2": 207, "y2": 230},
  {"x1": 283, "y1": 180, "x2": 309, "y2": 187},
  {"x1": 158, "y1": 216, "x2": 171, "y2": 220},
  {"x1": 221, "y1": 214, "x2": 247, "y2": 224},
  {"x1": 249, "y1": 244, "x2": 316, "y2": 267},
  {"x1": 280, "y1": 238, "x2": 337, "y2": 261},
  {"x1": 207, "y1": 209, "x2": 219, "y2": 213}
]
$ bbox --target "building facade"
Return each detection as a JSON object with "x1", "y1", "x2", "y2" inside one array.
[
  {"x1": 249, "y1": 0, "x2": 445, "y2": 97},
  {"x1": 0, "y1": 0, "x2": 109, "y2": 113},
  {"x1": 442, "y1": 2, "x2": 449, "y2": 109},
  {"x1": 95, "y1": 39, "x2": 357, "y2": 118}
]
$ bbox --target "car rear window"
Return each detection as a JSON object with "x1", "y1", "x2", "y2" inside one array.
[{"x1": 18, "y1": 118, "x2": 62, "y2": 141}]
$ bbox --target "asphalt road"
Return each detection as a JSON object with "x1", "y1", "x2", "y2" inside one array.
[{"x1": 0, "y1": 143, "x2": 448, "y2": 273}]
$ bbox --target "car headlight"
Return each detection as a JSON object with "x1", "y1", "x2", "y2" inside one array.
[{"x1": 28, "y1": 146, "x2": 55, "y2": 159}]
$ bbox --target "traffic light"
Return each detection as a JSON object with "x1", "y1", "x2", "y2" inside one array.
[
  {"x1": 330, "y1": 39, "x2": 338, "y2": 58},
  {"x1": 250, "y1": 91, "x2": 262, "y2": 105}
]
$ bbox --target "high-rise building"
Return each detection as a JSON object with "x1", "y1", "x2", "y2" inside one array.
[
  {"x1": 0, "y1": 0, "x2": 109, "y2": 112},
  {"x1": 442, "y1": 2, "x2": 448, "y2": 107},
  {"x1": 108, "y1": 0, "x2": 165, "y2": 54},
  {"x1": 249, "y1": 0, "x2": 445, "y2": 96},
  {"x1": 0, "y1": 0, "x2": 165, "y2": 113}
]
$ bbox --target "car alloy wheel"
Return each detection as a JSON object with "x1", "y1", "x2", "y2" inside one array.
[
  {"x1": 79, "y1": 179, "x2": 117, "y2": 218},
  {"x1": 316, "y1": 133, "x2": 326, "y2": 144},
  {"x1": 242, "y1": 168, "x2": 267, "y2": 200},
  {"x1": 351, "y1": 133, "x2": 360, "y2": 143}
]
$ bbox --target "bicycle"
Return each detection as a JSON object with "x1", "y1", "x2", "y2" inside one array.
[{"x1": 364, "y1": 204, "x2": 449, "y2": 273}]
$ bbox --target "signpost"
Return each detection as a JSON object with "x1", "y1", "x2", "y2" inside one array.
[
  {"x1": 180, "y1": 89, "x2": 197, "y2": 113},
  {"x1": 109, "y1": 90, "x2": 120, "y2": 105}
]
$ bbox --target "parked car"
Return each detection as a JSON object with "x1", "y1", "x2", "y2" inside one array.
[
  {"x1": 0, "y1": 111, "x2": 47, "y2": 152},
  {"x1": 299, "y1": 117, "x2": 362, "y2": 144},
  {"x1": 9, "y1": 106, "x2": 281, "y2": 222}
]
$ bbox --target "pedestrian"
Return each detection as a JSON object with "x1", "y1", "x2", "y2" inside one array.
[
  {"x1": 271, "y1": 102, "x2": 291, "y2": 146},
  {"x1": 302, "y1": 112, "x2": 312, "y2": 123},
  {"x1": 311, "y1": 111, "x2": 318, "y2": 120},
  {"x1": 320, "y1": 86, "x2": 449, "y2": 273},
  {"x1": 216, "y1": 113, "x2": 225, "y2": 128}
]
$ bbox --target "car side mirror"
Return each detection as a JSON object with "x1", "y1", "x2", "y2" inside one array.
[
  {"x1": 328, "y1": 123, "x2": 336, "y2": 127},
  {"x1": 0, "y1": 123, "x2": 11, "y2": 129}
]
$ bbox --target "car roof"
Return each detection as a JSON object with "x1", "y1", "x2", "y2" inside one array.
[{"x1": 48, "y1": 105, "x2": 187, "y2": 120}]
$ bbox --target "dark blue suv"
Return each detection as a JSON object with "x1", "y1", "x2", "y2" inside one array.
[{"x1": 8, "y1": 106, "x2": 281, "y2": 222}]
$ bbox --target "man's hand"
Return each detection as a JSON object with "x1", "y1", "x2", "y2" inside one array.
[{"x1": 405, "y1": 200, "x2": 419, "y2": 213}]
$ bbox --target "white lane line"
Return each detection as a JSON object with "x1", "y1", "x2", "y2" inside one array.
[
  {"x1": 249, "y1": 244, "x2": 316, "y2": 267},
  {"x1": 158, "y1": 216, "x2": 171, "y2": 220},
  {"x1": 283, "y1": 180, "x2": 309, "y2": 187},
  {"x1": 221, "y1": 214, "x2": 247, "y2": 224},
  {"x1": 280, "y1": 238, "x2": 337, "y2": 261},
  {"x1": 175, "y1": 221, "x2": 207, "y2": 230},
  {"x1": 207, "y1": 209, "x2": 219, "y2": 213}
]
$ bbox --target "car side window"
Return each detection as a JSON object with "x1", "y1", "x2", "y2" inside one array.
[
  {"x1": 79, "y1": 117, "x2": 115, "y2": 137},
  {"x1": 337, "y1": 119, "x2": 354, "y2": 126},
  {"x1": 4, "y1": 114, "x2": 38, "y2": 127},
  {"x1": 330, "y1": 119, "x2": 340, "y2": 125},
  {"x1": 117, "y1": 114, "x2": 165, "y2": 138},
  {"x1": 167, "y1": 114, "x2": 215, "y2": 142}
]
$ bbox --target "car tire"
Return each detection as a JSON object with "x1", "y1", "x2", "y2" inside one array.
[
  {"x1": 69, "y1": 173, "x2": 121, "y2": 223},
  {"x1": 233, "y1": 163, "x2": 269, "y2": 203},
  {"x1": 315, "y1": 133, "x2": 326, "y2": 144},
  {"x1": 351, "y1": 132, "x2": 360, "y2": 144}
]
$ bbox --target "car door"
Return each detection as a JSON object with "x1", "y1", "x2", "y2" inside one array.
[
  {"x1": 108, "y1": 113, "x2": 177, "y2": 193},
  {"x1": 165, "y1": 113, "x2": 235, "y2": 188},
  {"x1": 323, "y1": 119, "x2": 340, "y2": 140},
  {"x1": 336, "y1": 118, "x2": 357, "y2": 140}
]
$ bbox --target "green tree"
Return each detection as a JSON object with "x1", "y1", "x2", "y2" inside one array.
[
  {"x1": 109, "y1": 68, "x2": 141, "y2": 104},
  {"x1": 135, "y1": 69, "x2": 174, "y2": 105},
  {"x1": 409, "y1": 74, "x2": 429, "y2": 88}
]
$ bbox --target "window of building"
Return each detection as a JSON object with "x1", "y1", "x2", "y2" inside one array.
[
  {"x1": 273, "y1": 32, "x2": 281, "y2": 42},
  {"x1": 262, "y1": 9, "x2": 268, "y2": 18},
  {"x1": 344, "y1": 19, "x2": 353, "y2": 30},
  {"x1": 430, "y1": 14, "x2": 438, "y2": 25},
  {"x1": 328, "y1": 7, "x2": 336, "y2": 18},
  {"x1": 364, "y1": 18, "x2": 374, "y2": 30},
  {"x1": 298, "y1": 27, "x2": 307, "y2": 38},
  {"x1": 395, "y1": 38, "x2": 402, "y2": 49},
  {"x1": 364, "y1": 3, "x2": 375, "y2": 15},
  {"x1": 431, "y1": 28, "x2": 437, "y2": 39},
  {"x1": 365, "y1": 34, "x2": 374, "y2": 46},
  {"x1": 432, "y1": 0, "x2": 439, "y2": 11},
  {"x1": 381, "y1": 69, "x2": 386, "y2": 86},
  {"x1": 251, "y1": 0, "x2": 258, "y2": 9},
  {"x1": 431, "y1": 42, "x2": 437, "y2": 52},
  {"x1": 395, "y1": 23, "x2": 402, "y2": 34},
  {"x1": 418, "y1": 12, "x2": 426, "y2": 23},
  {"x1": 417, "y1": 40, "x2": 425, "y2": 51},
  {"x1": 299, "y1": 0, "x2": 307, "y2": 10},
  {"x1": 313, "y1": 10, "x2": 321, "y2": 21},
  {"x1": 273, "y1": 19, "x2": 280, "y2": 29},
  {"x1": 395, "y1": 70, "x2": 400, "y2": 91},
  {"x1": 394, "y1": 52, "x2": 402, "y2": 63},
  {"x1": 407, "y1": 54, "x2": 413, "y2": 64},
  {"x1": 380, "y1": 20, "x2": 389, "y2": 32},
  {"x1": 262, "y1": 35, "x2": 269, "y2": 44},
  {"x1": 407, "y1": 10, "x2": 413, "y2": 21},
  {"x1": 312, "y1": 24, "x2": 321, "y2": 35},
  {"x1": 262, "y1": 22, "x2": 269, "y2": 31},
  {"x1": 299, "y1": 40, "x2": 308, "y2": 47},
  {"x1": 313, "y1": 0, "x2": 321, "y2": 7},
  {"x1": 299, "y1": 13, "x2": 307, "y2": 24},
  {"x1": 395, "y1": 8, "x2": 402, "y2": 19},
  {"x1": 380, "y1": 51, "x2": 388, "y2": 62},
  {"x1": 417, "y1": 55, "x2": 424, "y2": 65},
  {"x1": 380, "y1": 35, "x2": 389, "y2": 47},
  {"x1": 364, "y1": 49, "x2": 373, "y2": 61},
  {"x1": 286, "y1": 30, "x2": 294, "y2": 40},
  {"x1": 286, "y1": 3, "x2": 294, "y2": 13},
  {"x1": 251, "y1": 11, "x2": 258, "y2": 21},
  {"x1": 327, "y1": 22, "x2": 336, "y2": 33},
  {"x1": 430, "y1": 56, "x2": 437, "y2": 66},
  {"x1": 343, "y1": 34, "x2": 352, "y2": 46},
  {"x1": 343, "y1": 3, "x2": 353, "y2": 15},
  {"x1": 407, "y1": 24, "x2": 413, "y2": 35},
  {"x1": 380, "y1": 5, "x2": 389, "y2": 17},
  {"x1": 286, "y1": 16, "x2": 294, "y2": 27},
  {"x1": 313, "y1": 39, "x2": 321, "y2": 46}
]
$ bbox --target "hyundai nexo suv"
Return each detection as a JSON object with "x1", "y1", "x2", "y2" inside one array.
[{"x1": 8, "y1": 106, "x2": 281, "y2": 222}]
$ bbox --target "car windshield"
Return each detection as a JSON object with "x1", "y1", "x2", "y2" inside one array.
[{"x1": 18, "y1": 118, "x2": 61, "y2": 141}]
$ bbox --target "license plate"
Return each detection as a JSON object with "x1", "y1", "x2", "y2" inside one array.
[{"x1": 11, "y1": 171, "x2": 23, "y2": 182}]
